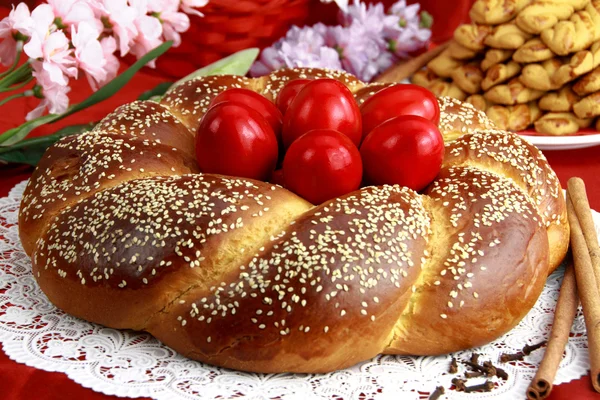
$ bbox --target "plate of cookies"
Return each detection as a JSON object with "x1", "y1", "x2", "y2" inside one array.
[{"x1": 409, "y1": 0, "x2": 600, "y2": 150}]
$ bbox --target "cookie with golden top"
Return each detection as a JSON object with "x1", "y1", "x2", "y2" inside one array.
[
  {"x1": 486, "y1": 102, "x2": 542, "y2": 130},
  {"x1": 513, "y1": 38, "x2": 555, "y2": 63},
  {"x1": 448, "y1": 41, "x2": 481, "y2": 60},
  {"x1": 516, "y1": 0, "x2": 576, "y2": 34},
  {"x1": 481, "y1": 61, "x2": 522, "y2": 90},
  {"x1": 427, "y1": 49, "x2": 465, "y2": 78},
  {"x1": 20, "y1": 68, "x2": 569, "y2": 373},
  {"x1": 519, "y1": 58, "x2": 563, "y2": 91},
  {"x1": 484, "y1": 23, "x2": 533, "y2": 49},
  {"x1": 465, "y1": 94, "x2": 491, "y2": 111},
  {"x1": 573, "y1": 90, "x2": 600, "y2": 117},
  {"x1": 451, "y1": 63, "x2": 485, "y2": 94},
  {"x1": 540, "y1": 4, "x2": 600, "y2": 55},
  {"x1": 470, "y1": 0, "x2": 532, "y2": 25},
  {"x1": 481, "y1": 48, "x2": 514, "y2": 71},
  {"x1": 429, "y1": 80, "x2": 468, "y2": 100},
  {"x1": 484, "y1": 77, "x2": 545, "y2": 104},
  {"x1": 539, "y1": 85, "x2": 581, "y2": 111},
  {"x1": 534, "y1": 111, "x2": 593, "y2": 134},
  {"x1": 552, "y1": 49, "x2": 596, "y2": 86},
  {"x1": 573, "y1": 65, "x2": 600, "y2": 95},
  {"x1": 454, "y1": 24, "x2": 493, "y2": 51}
]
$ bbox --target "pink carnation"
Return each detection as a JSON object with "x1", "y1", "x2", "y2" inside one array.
[
  {"x1": 71, "y1": 21, "x2": 107, "y2": 90},
  {"x1": 27, "y1": 63, "x2": 71, "y2": 120}
]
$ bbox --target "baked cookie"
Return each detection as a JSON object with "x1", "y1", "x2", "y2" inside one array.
[
  {"x1": 513, "y1": 38, "x2": 555, "y2": 63},
  {"x1": 484, "y1": 23, "x2": 533, "y2": 49},
  {"x1": 516, "y1": 1, "x2": 576, "y2": 34},
  {"x1": 538, "y1": 85, "x2": 581, "y2": 111},
  {"x1": 486, "y1": 102, "x2": 542, "y2": 130},
  {"x1": 428, "y1": 49, "x2": 465, "y2": 78},
  {"x1": 519, "y1": 58, "x2": 563, "y2": 90},
  {"x1": 429, "y1": 80, "x2": 468, "y2": 100},
  {"x1": 482, "y1": 61, "x2": 522, "y2": 90},
  {"x1": 448, "y1": 40, "x2": 480, "y2": 60},
  {"x1": 534, "y1": 111, "x2": 592, "y2": 134},
  {"x1": 484, "y1": 78, "x2": 545, "y2": 104},
  {"x1": 454, "y1": 24, "x2": 493, "y2": 51},
  {"x1": 573, "y1": 65, "x2": 600, "y2": 95},
  {"x1": 470, "y1": 0, "x2": 532, "y2": 25},
  {"x1": 452, "y1": 63, "x2": 485, "y2": 94},
  {"x1": 551, "y1": 50, "x2": 595, "y2": 86},
  {"x1": 465, "y1": 94, "x2": 491, "y2": 111},
  {"x1": 573, "y1": 91, "x2": 600, "y2": 117},
  {"x1": 540, "y1": 4, "x2": 599, "y2": 55},
  {"x1": 410, "y1": 68, "x2": 441, "y2": 88},
  {"x1": 482, "y1": 48, "x2": 515, "y2": 71}
]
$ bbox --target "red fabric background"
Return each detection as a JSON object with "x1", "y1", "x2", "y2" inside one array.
[{"x1": 0, "y1": 1, "x2": 600, "y2": 399}]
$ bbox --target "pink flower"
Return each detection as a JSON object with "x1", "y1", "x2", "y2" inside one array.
[
  {"x1": 93, "y1": 0, "x2": 139, "y2": 56},
  {"x1": 0, "y1": 3, "x2": 33, "y2": 65},
  {"x1": 148, "y1": 0, "x2": 190, "y2": 47},
  {"x1": 180, "y1": 0, "x2": 209, "y2": 17},
  {"x1": 47, "y1": 0, "x2": 101, "y2": 32},
  {"x1": 23, "y1": 5, "x2": 77, "y2": 86},
  {"x1": 27, "y1": 63, "x2": 71, "y2": 120},
  {"x1": 129, "y1": 0, "x2": 163, "y2": 66},
  {"x1": 100, "y1": 36, "x2": 120, "y2": 83},
  {"x1": 71, "y1": 21, "x2": 107, "y2": 90}
]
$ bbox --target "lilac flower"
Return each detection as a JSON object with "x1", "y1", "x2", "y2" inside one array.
[
  {"x1": 386, "y1": 0, "x2": 432, "y2": 58},
  {"x1": 251, "y1": 24, "x2": 342, "y2": 77}
]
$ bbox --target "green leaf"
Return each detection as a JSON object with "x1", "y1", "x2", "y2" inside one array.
[
  {"x1": 170, "y1": 48, "x2": 259, "y2": 90},
  {"x1": 0, "y1": 122, "x2": 94, "y2": 165},
  {"x1": 137, "y1": 81, "x2": 173, "y2": 101},
  {"x1": 0, "y1": 41, "x2": 173, "y2": 147}
]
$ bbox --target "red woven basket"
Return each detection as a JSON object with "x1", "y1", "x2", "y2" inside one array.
[{"x1": 153, "y1": 0, "x2": 313, "y2": 78}]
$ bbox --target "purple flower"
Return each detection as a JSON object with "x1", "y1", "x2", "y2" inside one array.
[
  {"x1": 385, "y1": 0, "x2": 432, "y2": 58},
  {"x1": 250, "y1": 24, "x2": 342, "y2": 77}
]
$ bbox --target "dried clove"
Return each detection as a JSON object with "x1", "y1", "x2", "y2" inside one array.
[
  {"x1": 470, "y1": 353, "x2": 480, "y2": 364},
  {"x1": 463, "y1": 360, "x2": 486, "y2": 373},
  {"x1": 452, "y1": 377, "x2": 467, "y2": 392},
  {"x1": 428, "y1": 386, "x2": 445, "y2": 400},
  {"x1": 449, "y1": 357, "x2": 458, "y2": 373},
  {"x1": 482, "y1": 361, "x2": 497, "y2": 377},
  {"x1": 495, "y1": 366, "x2": 509, "y2": 380},
  {"x1": 523, "y1": 340, "x2": 547, "y2": 355},
  {"x1": 500, "y1": 352, "x2": 524, "y2": 362},
  {"x1": 465, "y1": 371, "x2": 484, "y2": 378},
  {"x1": 464, "y1": 380, "x2": 494, "y2": 393}
]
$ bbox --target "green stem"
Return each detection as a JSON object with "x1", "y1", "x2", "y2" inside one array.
[
  {"x1": 0, "y1": 62, "x2": 32, "y2": 89},
  {"x1": 0, "y1": 45, "x2": 22, "y2": 79},
  {"x1": 0, "y1": 92, "x2": 29, "y2": 106},
  {"x1": 0, "y1": 76, "x2": 33, "y2": 93}
]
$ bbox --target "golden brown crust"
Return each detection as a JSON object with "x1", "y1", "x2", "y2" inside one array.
[
  {"x1": 428, "y1": 49, "x2": 466, "y2": 78},
  {"x1": 429, "y1": 80, "x2": 468, "y2": 100},
  {"x1": 540, "y1": 4, "x2": 599, "y2": 55},
  {"x1": 573, "y1": 65, "x2": 600, "y2": 95},
  {"x1": 465, "y1": 94, "x2": 491, "y2": 111},
  {"x1": 437, "y1": 96, "x2": 497, "y2": 142},
  {"x1": 20, "y1": 69, "x2": 569, "y2": 373},
  {"x1": 410, "y1": 68, "x2": 441, "y2": 88},
  {"x1": 448, "y1": 41, "x2": 481, "y2": 60},
  {"x1": 552, "y1": 50, "x2": 595, "y2": 86}
]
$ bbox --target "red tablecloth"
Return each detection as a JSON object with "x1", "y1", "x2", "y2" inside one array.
[{"x1": 1, "y1": 3, "x2": 600, "y2": 400}]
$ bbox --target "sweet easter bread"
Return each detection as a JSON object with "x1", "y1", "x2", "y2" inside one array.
[{"x1": 19, "y1": 68, "x2": 568, "y2": 373}]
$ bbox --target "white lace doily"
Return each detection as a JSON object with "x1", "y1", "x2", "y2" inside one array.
[{"x1": 1, "y1": 180, "x2": 598, "y2": 400}]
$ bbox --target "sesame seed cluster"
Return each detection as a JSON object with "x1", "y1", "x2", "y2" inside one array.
[
  {"x1": 438, "y1": 96, "x2": 497, "y2": 139},
  {"x1": 169, "y1": 185, "x2": 430, "y2": 356},
  {"x1": 18, "y1": 68, "x2": 569, "y2": 373}
]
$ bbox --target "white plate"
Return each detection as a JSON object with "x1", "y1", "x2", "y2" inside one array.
[{"x1": 520, "y1": 132, "x2": 600, "y2": 150}]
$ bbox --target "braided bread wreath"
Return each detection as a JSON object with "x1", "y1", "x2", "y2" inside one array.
[{"x1": 18, "y1": 68, "x2": 569, "y2": 374}]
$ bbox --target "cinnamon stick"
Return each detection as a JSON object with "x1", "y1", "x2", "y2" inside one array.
[
  {"x1": 373, "y1": 41, "x2": 450, "y2": 83},
  {"x1": 566, "y1": 181, "x2": 600, "y2": 393},
  {"x1": 526, "y1": 261, "x2": 578, "y2": 400},
  {"x1": 568, "y1": 178, "x2": 600, "y2": 283}
]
